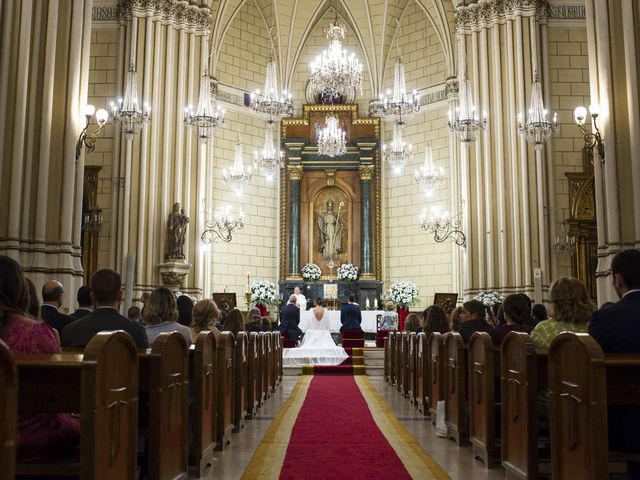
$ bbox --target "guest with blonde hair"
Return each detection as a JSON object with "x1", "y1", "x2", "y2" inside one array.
[
  {"x1": 144, "y1": 287, "x2": 192, "y2": 345},
  {"x1": 379, "y1": 302, "x2": 399, "y2": 331},
  {"x1": 404, "y1": 312, "x2": 422, "y2": 333},
  {"x1": 191, "y1": 298, "x2": 221, "y2": 341}
]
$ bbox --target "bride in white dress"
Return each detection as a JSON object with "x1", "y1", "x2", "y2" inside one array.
[{"x1": 283, "y1": 300, "x2": 348, "y2": 367}]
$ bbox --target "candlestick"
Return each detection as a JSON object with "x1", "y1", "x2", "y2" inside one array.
[
  {"x1": 374, "y1": 298, "x2": 378, "y2": 309},
  {"x1": 365, "y1": 298, "x2": 370, "y2": 310},
  {"x1": 246, "y1": 271, "x2": 251, "y2": 293}
]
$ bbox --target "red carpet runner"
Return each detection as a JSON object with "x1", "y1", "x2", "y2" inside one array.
[{"x1": 281, "y1": 375, "x2": 410, "y2": 479}]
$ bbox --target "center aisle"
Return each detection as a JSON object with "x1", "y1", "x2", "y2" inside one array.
[{"x1": 242, "y1": 375, "x2": 450, "y2": 479}]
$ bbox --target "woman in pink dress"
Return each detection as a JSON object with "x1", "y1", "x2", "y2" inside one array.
[{"x1": 0, "y1": 255, "x2": 80, "y2": 461}]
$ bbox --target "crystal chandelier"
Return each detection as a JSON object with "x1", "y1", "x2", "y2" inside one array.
[
  {"x1": 223, "y1": 136, "x2": 252, "y2": 196},
  {"x1": 184, "y1": 67, "x2": 225, "y2": 143},
  {"x1": 554, "y1": 221, "x2": 576, "y2": 255},
  {"x1": 309, "y1": 17, "x2": 363, "y2": 98},
  {"x1": 518, "y1": 72, "x2": 557, "y2": 150},
  {"x1": 419, "y1": 205, "x2": 466, "y2": 247},
  {"x1": 253, "y1": 121, "x2": 284, "y2": 181},
  {"x1": 383, "y1": 121, "x2": 412, "y2": 174},
  {"x1": 111, "y1": 62, "x2": 151, "y2": 140},
  {"x1": 82, "y1": 207, "x2": 103, "y2": 234},
  {"x1": 447, "y1": 77, "x2": 487, "y2": 144},
  {"x1": 414, "y1": 145, "x2": 444, "y2": 197},
  {"x1": 318, "y1": 114, "x2": 347, "y2": 157},
  {"x1": 201, "y1": 205, "x2": 244, "y2": 243},
  {"x1": 250, "y1": 56, "x2": 293, "y2": 120},
  {"x1": 373, "y1": 54, "x2": 420, "y2": 118}
]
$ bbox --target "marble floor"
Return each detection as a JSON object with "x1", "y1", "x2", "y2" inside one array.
[{"x1": 200, "y1": 376, "x2": 505, "y2": 480}]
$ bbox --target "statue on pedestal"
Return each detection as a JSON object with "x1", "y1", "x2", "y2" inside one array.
[
  {"x1": 318, "y1": 200, "x2": 344, "y2": 259},
  {"x1": 165, "y1": 202, "x2": 189, "y2": 260}
]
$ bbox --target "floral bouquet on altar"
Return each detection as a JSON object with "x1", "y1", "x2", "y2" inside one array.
[
  {"x1": 474, "y1": 291, "x2": 505, "y2": 307},
  {"x1": 301, "y1": 263, "x2": 322, "y2": 282},
  {"x1": 388, "y1": 281, "x2": 418, "y2": 307},
  {"x1": 250, "y1": 279, "x2": 278, "y2": 306},
  {"x1": 337, "y1": 263, "x2": 358, "y2": 281}
]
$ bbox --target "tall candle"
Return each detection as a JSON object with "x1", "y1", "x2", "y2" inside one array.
[
  {"x1": 374, "y1": 298, "x2": 378, "y2": 309},
  {"x1": 246, "y1": 272, "x2": 251, "y2": 293},
  {"x1": 365, "y1": 298, "x2": 370, "y2": 309}
]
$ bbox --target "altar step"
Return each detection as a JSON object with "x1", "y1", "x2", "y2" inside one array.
[{"x1": 282, "y1": 347, "x2": 384, "y2": 377}]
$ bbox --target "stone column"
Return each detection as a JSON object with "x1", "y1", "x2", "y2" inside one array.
[
  {"x1": 288, "y1": 165, "x2": 303, "y2": 277},
  {"x1": 359, "y1": 164, "x2": 374, "y2": 277}
]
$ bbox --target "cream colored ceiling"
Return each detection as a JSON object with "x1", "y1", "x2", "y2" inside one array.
[{"x1": 209, "y1": 0, "x2": 456, "y2": 94}]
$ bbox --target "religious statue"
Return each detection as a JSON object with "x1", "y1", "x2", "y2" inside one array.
[
  {"x1": 165, "y1": 202, "x2": 189, "y2": 260},
  {"x1": 318, "y1": 200, "x2": 344, "y2": 259}
]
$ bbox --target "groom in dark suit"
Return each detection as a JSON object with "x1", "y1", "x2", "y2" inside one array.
[
  {"x1": 279, "y1": 294, "x2": 302, "y2": 342},
  {"x1": 340, "y1": 294, "x2": 362, "y2": 332}
]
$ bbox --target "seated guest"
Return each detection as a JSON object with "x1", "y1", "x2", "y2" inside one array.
[
  {"x1": 491, "y1": 294, "x2": 530, "y2": 345},
  {"x1": 450, "y1": 306, "x2": 462, "y2": 332},
  {"x1": 379, "y1": 302, "x2": 399, "y2": 331},
  {"x1": 144, "y1": 287, "x2": 192, "y2": 345},
  {"x1": 404, "y1": 313, "x2": 422, "y2": 333},
  {"x1": 458, "y1": 300, "x2": 493, "y2": 343},
  {"x1": 25, "y1": 277, "x2": 41, "y2": 320},
  {"x1": 71, "y1": 286, "x2": 93, "y2": 319},
  {"x1": 531, "y1": 303, "x2": 548, "y2": 327},
  {"x1": 62, "y1": 269, "x2": 148, "y2": 348},
  {"x1": 278, "y1": 295, "x2": 301, "y2": 342},
  {"x1": 340, "y1": 294, "x2": 362, "y2": 332},
  {"x1": 260, "y1": 317, "x2": 272, "y2": 332},
  {"x1": 249, "y1": 307, "x2": 261, "y2": 319},
  {"x1": 0, "y1": 255, "x2": 80, "y2": 461},
  {"x1": 127, "y1": 306, "x2": 142, "y2": 322},
  {"x1": 589, "y1": 249, "x2": 640, "y2": 478},
  {"x1": 176, "y1": 294, "x2": 194, "y2": 327},
  {"x1": 190, "y1": 299, "x2": 222, "y2": 341},
  {"x1": 530, "y1": 277, "x2": 593, "y2": 349},
  {"x1": 223, "y1": 308, "x2": 246, "y2": 339},
  {"x1": 247, "y1": 314, "x2": 262, "y2": 333},
  {"x1": 40, "y1": 280, "x2": 75, "y2": 335},
  {"x1": 423, "y1": 305, "x2": 450, "y2": 336}
]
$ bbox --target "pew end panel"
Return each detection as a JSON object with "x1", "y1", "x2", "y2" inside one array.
[
  {"x1": 444, "y1": 332, "x2": 469, "y2": 446},
  {"x1": 416, "y1": 332, "x2": 429, "y2": 415},
  {"x1": 233, "y1": 332, "x2": 248, "y2": 433},
  {"x1": 246, "y1": 332, "x2": 259, "y2": 419},
  {"x1": 216, "y1": 332, "x2": 235, "y2": 450},
  {"x1": 0, "y1": 339, "x2": 17, "y2": 480},
  {"x1": 408, "y1": 333, "x2": 418, "y2": 405},
  {"x1": 428, "y1": 332, "x2": 445, "y2": 418}
]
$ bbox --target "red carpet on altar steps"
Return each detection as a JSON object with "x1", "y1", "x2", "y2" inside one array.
[{"x1": 280, "y1": 375, "x2": 411, "y2": 479}]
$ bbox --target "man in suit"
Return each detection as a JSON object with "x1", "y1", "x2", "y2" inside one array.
[
  {"x1": 41, "y1": 280, "x2": 75, "y2": 335},
  {"x1": 340, "y1": 294, "x2": 362, "y2": 332},
  {"x1": 70, "y1": 285, "x2": 93, "y2": 320},
  {"x1": 589, "y1": 248, "x2": 640, "y2": 478},
  {"x1": 278, "y1": 294, "x2": 302, "y2": 343},
  {"x1": 62, "y1": 269, "x2": 148, "y2": 348}
]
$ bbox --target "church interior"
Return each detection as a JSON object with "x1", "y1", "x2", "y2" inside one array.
[{"x1": 1, "y1": 0, "x2": 640, "y2": 478}]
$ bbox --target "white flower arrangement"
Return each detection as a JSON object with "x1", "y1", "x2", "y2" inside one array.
[
  {"x1": 388, "y1": 281, "x2": 418, "y2": 307},
  {"x1": 474, "y1": 291, "x2": 505, "y2": 307},
  {"x1": 337, "y1": 263, "x2": 358, "y2": 281},
  {"x1": 250, "y1": 279, "x2": 278, "y2": 306},
  {"x1": 301, "y1": 263, "x2": 322, "y2": 282}
]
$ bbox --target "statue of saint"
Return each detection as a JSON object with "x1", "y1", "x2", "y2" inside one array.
[
  {"x1": 318, "y1": 200, "x2": 344, "y2": 259},
  {"x1": 165, "y1": 202, "x2": 189, "y2": 260}
]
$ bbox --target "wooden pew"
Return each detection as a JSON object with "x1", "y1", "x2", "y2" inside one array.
[
  {"x1": 189, "y1": 331, "x2": 217, "y2": 477},
  {"x1": 246, "y1": 332, "x2": 259, "y2": 419},
  {"x1": 548, "y1": 332, "x2": 640, "y2": 480},
  {"x1": 0, "y1": 339, "x2": 17, "y2": 479},
  {"x1": 233, "y1": 332, "x2": 248, "y2": 432},
  {"x1": 444, "y1": 332, "x2": 468, "y2": 445},
  {"x1": 216, "y1": 332, "x2": 234, "y2": 450},
  {"x1": 274, "y1": 332, "x2": 283, "y2": 385},
  {"x1": 468, "y1": 332, "x2": 500, "y2": 467},
  {"x1": 399, "y1": 332, "x2": 409, "y2": 396},
  {"x1": 395, "y1": 332, "x2": 403, "y2": 391},
  {"x1": 416, "y1": 332, "x2": 429, "y2": 414},
  {"x1": 388, "y1": 332, "x2": 397, "y2": 387},
  {"x1": 408, "y1": 332, "x2": 418, "y2": 405},
  {"x1": 428, "y1": 332, "x2": 445, "y2": 418},
  {"x1": 384, "y1": 335, "x2": 390, "y2": 383},
  {"x1": 501, "y1": 331, "x2": 547, "y2": 480},
  {"x1": 269, "y1": 332, "x2": 278, "y2": 392},
  {"x1": 255, "y1": 333, "x2": 265, "y2": 409},
  {"x1": 263, "y1": 332, "x2": 273, "y2": 401},
  {"x1": 15, "y1": 331, "x2": 139, "y2": 479}
]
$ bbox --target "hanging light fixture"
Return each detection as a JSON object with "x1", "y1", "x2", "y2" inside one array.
[
  {"x1": 447, "y1": 77, "x2": 487, "y2": 144},
  {"x1": 253, "y1": 121, "x2": 284, "y2": 182},
  {"x1": 419, "y1": 205, "x2": 466, "y2": 247},
  {"x1": 223, "y1": 135, "x2": 252, "y2": 196},
  {"x1": 554, "y1": 221, "x2": 576, "y2": 255},
  {"x1": 201, "y1": 205, "x2": 244, "y2": 243},
  {"x1": 414, "y1": 145, "x2": 444, "y2": 197},
  {"x1": 111, "y1": 62, "x2": 151, "y2": 140},
  {"x1": 383, "y1": 121, "x2": 412, "y2": 174},
  {"x1": 309, "y1": 15, "x2": 363, "y2": 98},
  {"x1": 518, "y1": 72, "x2": 557, "y2": 149},
  {"x1": 184, "y1": 67, "x2": 225, "y2": 143},
  {"x1": 318, "y1": 114, "x2": 347, "y2": 157},
  {"x1": 372, "y1": 50, "x2": 420, "y2": 118},
  {"x1": 249, "y1": 56, "x2": 293, "y2": 120}
]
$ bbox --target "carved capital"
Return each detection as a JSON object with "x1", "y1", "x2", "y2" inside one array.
[
  {"x1": 288, "y1": 165, "x2": 303, "y2": 181},
  {"x1": 359, "y1": 164, "x2": 375, "y2": 181},
  {"x1": 160, "y1": 271, "x2": 187, "y2": 288},
  {"x1": 445, "y1": 78, "x2": 459, "y2": 99}
]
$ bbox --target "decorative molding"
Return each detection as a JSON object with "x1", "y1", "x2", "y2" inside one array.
[
  {"x1": 359, "y1": 164, "x2": 375, "y2": 181},
  {"x1": 92, "y1": 6, "x2": 118, "y2": 22},
  {"x1": 549, "y1": 4, "x2": 586, "y2": 19},
  {"x1": 456, "y1": 0, "x2": 552, "y2": 32},
  {"x1": 116, "y1": 0, "x2": 211, "y2": 32},
  {"x1": 287, "y1": 165, "x2": 303, "y2": 181},
  {"x1": 445, "y1": 78, "x2": 459, "y2": 99}
]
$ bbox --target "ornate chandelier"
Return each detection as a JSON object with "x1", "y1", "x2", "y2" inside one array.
[
  {"x1": 223, "y1": 136, "x2": 252, "y2": 196},
  {"x1": 111, "y1": 62, "x2": 151, "y2": 140},
  {"x1": 383, "y1": 121, "x2": 412, "y2": 174},
  {"x1": 414, "y1": 145, "x2": 444, "y2": 197},
  {"x1": 201, "y1": 205, "x2": 244, "y2": 243},
  {"x1": 419, "y1": 205, "x2": 466, "y2": 247},
  {"x1": 447, "y1": 77, "x2": 487, "y2": 144},
  {"x1": 184, "y1": 67, "x2": 225, "y2": 143},
  {"x1": 309, "y1": 17, "x2": 362, "y2": 98},
  {"x1": 249, "y1": 56, "x2": 293, "y2": 120},
  {"x1": 519, "y1": 72, "x2": 557, "y2": 149},
  {"x1": 318, "y1": 114, "x2": 347, "y2": 157},
  {"x1": 372, "y1": 54, "x2": 420, "y2": 118},
  {"x1": 253, "y1": 121, "x2": 284, "y2": 181}
]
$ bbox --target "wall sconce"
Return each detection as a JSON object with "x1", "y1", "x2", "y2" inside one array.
[
  {"x1": 419, "y1": 205, "x2": 466, "y2": 247},
  {"x1": 201, "y1": 205, "x2": 244, "y2": 243},
  {"x1": 574, "y1": 104, "x2": 604, "y2": 162},
  {"x1": 76, "y1": 105, "x2": 109, "y2": 158}
]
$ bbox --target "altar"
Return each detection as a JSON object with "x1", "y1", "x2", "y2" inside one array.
[{"x1": 300, "y1": 310, "x2": 383, "y2": 333}]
